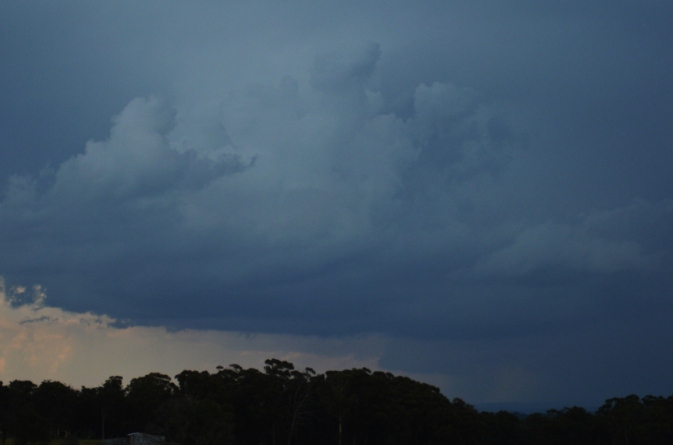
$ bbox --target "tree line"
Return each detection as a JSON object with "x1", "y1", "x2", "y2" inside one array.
[{"x1": 1, "y1": 358, "x2": 672, "y2": 445}]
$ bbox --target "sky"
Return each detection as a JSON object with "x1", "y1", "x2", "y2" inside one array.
[{"x1": 1, "y1": 0, "x2": 672, "y2": 408}]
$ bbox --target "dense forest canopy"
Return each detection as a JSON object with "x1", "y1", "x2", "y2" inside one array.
[{"x1": 1, "y1": 359, "x2": 672, "y2": 445}]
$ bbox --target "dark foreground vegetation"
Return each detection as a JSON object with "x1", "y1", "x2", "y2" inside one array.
[{"x1": 1, "y1": 359, "x2": 672, "y2": 445}]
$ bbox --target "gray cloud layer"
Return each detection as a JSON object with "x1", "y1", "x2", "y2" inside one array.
[{"x1": 1, "y1": 0, "x2": 672, "y2": 405}]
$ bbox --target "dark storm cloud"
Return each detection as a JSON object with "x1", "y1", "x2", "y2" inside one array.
[
  {"x1": 3, "y1": 47, "x2": 670, "y2": 335},
  {"x1": 1, "y1": 0, "x2": 673, "y2": 404},
  {"x1": 1, "y1": 48, "x2": 504, "y2": 319}
]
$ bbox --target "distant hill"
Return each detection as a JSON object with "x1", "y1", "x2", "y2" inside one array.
[{"x1": 476, "y1": 401, "x2": 600, "y2": 414}]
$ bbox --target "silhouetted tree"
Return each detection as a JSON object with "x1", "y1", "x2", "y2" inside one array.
[
  {"x1": 98, "y1": 376, "x2": 128, "y2": 440},
  {"x1": 126, "y1": 372, "x2": 176, "y2": 433},
  {"x1": 34, "y1": 380, "x2": 79, "y2": 440},
  {"x1": 4, "y1": 361, "x2": 673, "y2": 445}
]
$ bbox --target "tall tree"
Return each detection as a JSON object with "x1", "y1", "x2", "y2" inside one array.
[
  {"x1": 126, "y1": 372, "x2": 176, "y2": 433},
  {"x1": 98, "y1": 376, "x2": 127, "y2": 440},
  {"x1": 156, "y1": 369, "x2": 233, "y2": 445},
  {"x1": 7, "y1": 380, "x2": 49, "y2": 445},
  {"x1": 34, "y1": 380, "x2": 79, "y2": 440}
]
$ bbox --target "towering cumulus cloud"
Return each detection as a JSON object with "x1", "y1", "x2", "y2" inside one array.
[{"x1": 1, "y1": 43, "x2": 527, "y2": 334}]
